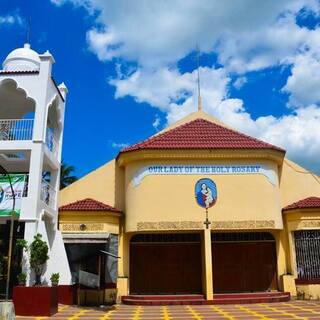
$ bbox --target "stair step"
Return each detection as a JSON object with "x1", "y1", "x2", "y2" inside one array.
[
  {"x1": 122, "y1": 292, "x2": 291, "y2": 306},
  {"x1": 122, "y1": 294, "x2": 204, "y2": 301}
]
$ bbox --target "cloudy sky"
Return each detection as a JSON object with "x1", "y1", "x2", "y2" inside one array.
[{"x1": 1, "y1": 0, "x2": 320, "y2": 176}]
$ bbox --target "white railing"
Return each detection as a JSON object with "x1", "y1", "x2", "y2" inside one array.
[
  {"x1": 45, "y1": 129, "x2": 59, "y2": 157},
  {"x1": 0, "y1": 119, "x2": 34, "y2": 141},
  {"x1": 41, "y1": 178, "x2": 56, "y2": 208}
]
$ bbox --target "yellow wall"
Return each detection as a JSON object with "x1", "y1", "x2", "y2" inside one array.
[
  {"x1": 283, "y1": 208, "x2": 320, "y2": 277},
  {"x1": 124, "y1": 158, "x2": 282, "y2": 232},
  {"x1": 59, "y1": 160, "x2": 125, "y2": 211},
  {"x1": 59, "y1": 210, "x2": 120, "y2": 234},
  {"x1": 280, "y1": 159, "x2": 320, "y2": 207}
]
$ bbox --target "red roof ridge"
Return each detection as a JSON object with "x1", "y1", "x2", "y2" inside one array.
[
  {"x1": 283, "y1": 196, "x2": 320, "y2": 211},
  {"x1": 59, "y1": 198, "x2": 122, "y2": 213},
  {"x1": 120, "y1": 118, "x2": 285, "y2": 154}
]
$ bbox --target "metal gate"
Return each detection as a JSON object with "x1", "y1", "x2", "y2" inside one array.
[{"x1": 294, "y1": 230, "x2": 320, "y2": 279}]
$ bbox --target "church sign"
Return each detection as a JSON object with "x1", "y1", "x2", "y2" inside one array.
[{"x1": 132, "y1": 164, "x2": 277, "y2": 186}]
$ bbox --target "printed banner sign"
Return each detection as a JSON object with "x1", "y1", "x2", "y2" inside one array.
[
  {"x1": 0, "y1": 174, "x2": 26, "y2": 217},
  {"x1": 132, "y1": 164, "x2": 277, "y2": 186}
]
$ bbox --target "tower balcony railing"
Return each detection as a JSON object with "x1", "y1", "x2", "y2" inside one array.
[
  {"x1": 0, "y1": 119, "x2": 34, "y2": 141},
  {"x1": 45, "y1": 129, "x2": 59, "y2": 158},
  {"x1": 41, "y1": 178, "x2": 56, "y2": 208}
]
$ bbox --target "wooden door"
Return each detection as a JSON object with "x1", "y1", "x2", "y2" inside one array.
[
  {"x1": 130, "y1": 242, "x2": 202, "y2": 294},
  {"x1": 212, "y1": 241, "x2": 277, "y2": 293}
]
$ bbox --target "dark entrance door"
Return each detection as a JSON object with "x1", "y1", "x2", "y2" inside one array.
[
  {"x1": 212, "y1": 232, "x2": 278, "y2": 293},
  {"x1": 130, "y1": 233, "x2": 202, "y2": 294}
]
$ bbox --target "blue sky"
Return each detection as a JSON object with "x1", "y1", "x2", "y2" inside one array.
[{"x1": 1, "y1": 0, "x2": 320, "y2": 177}]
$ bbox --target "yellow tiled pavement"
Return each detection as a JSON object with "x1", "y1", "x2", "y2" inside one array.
[{"x1": 16, "y1": 300, "x2": 320, "y2": 320}]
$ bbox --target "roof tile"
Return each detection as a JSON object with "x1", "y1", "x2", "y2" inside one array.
[
  {"x1": 283, "y1": 197, "x2": 320, "y2": 211},
  {"x1": 59, "y1": 198, "x2": 122, "y2": 213},
  {"x1": 121, "y1": 119, "x2": 285, "y2": 153}
]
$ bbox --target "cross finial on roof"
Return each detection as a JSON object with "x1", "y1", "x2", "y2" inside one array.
[{"x1": 196, "y1": 45, "x2": 202, "y2": 112}]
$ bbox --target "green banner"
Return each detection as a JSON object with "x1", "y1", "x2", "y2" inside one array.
[{"x1": 0, "y1": 174, "x2": 26, "y2": 217}]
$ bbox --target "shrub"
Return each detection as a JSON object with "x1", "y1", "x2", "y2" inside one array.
[
  {"x1": 29, "y1": 234, "x2": 49, "y2": 285},
  {"x1": 50, "y1": 273, "x2": 60, "y2": 286}
]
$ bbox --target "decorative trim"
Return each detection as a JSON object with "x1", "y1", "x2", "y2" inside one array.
[
  {"x1": 137, "y1": 221, "x2": 203, "y2": 231},
  {"x1": 60, "y1": 223, "x2": 104, "y2": 232},
  {"x1": 136, "y1": 220, "x2": 276, "y2": 231},
  {"x1": 118, "y1": 149, "x2": 284, "y2": 167},
  {"x1": 299, "y1": 220, "x2": 320, "y2": 229},
  {"x1": 212, "y1": 220, "x2": 275, "y2": 230}
]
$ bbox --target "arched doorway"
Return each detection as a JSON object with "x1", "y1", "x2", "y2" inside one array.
[
  {"x1": 212, "y1": 232, "x2": 278, "y2": 293},
  {"x1": 130, "y1": 233, "x2": 202, "y2": 294}
]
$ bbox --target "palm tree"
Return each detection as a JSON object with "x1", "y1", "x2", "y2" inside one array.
[{"x1": 60, "y1": 162, "x2": 77, "y2": 189}]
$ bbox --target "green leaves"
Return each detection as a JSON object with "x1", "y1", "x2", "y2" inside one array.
[{"x1": 29, "y1": 234, "x2": 49, "y2": 285}]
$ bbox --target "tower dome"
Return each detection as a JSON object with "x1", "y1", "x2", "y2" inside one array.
[{"x1": 3, "y1": 43, "x2": 41, "y2": 72}]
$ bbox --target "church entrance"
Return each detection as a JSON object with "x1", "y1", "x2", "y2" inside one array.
[
  {"x1": 212, "y1": 232, "x2": 278, "y2": 293},
  {"x1": 130, "y1": 233, "x2": 202, "y2": 294}
]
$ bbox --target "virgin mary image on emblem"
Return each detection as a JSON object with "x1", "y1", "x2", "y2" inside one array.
[{"x1": 195, "y1": 178, "x2": 217, "y2": 209}]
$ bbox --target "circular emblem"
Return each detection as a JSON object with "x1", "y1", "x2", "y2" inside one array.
[{"x1": 195, "y1": 178, "x2": 217, "y2": 209}]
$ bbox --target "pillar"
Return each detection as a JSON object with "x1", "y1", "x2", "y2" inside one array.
[
  {"x1": 116, "y1": 219, "x2": 129, "y2": 300},
  {"x1": 202, "y1": 228, "x2": 213, "y2": 300}
]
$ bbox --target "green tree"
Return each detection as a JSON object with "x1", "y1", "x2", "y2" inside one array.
[
  {"x1": 60, "y1": 162, "x2": 77, "y2": 189},
  {"x1": 29, "y1": 234, "x2": 49, "y2": 285}
]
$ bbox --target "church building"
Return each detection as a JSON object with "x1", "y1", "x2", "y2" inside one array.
[{"x1": 59, "y1": 110, "x2": 320, "y2": 304}]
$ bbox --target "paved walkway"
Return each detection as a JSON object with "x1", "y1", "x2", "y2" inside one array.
[{"x1": 16, "y1": 301, "x2": 320, "y2": 319}]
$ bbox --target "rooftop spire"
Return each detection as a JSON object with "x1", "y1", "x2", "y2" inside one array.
[
  {"x1": 25, "y1": 17, "x2": 31, "y2": 45},
  {"x1": 196, "y1": 45, "x2": 202, "y2": 112}
]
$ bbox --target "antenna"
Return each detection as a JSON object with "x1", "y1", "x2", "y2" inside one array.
[
  {"x1": 196, "y1": 45, "x2": 202, "y2": 112},
  {"x1": 26, "y1": 17, "x2": 31, "y2": 44}
]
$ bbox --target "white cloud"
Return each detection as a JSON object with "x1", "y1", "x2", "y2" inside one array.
[
  {"x1": 111, "y1": 141, "x2": 129, "y2": 150},
  {"x1": 0, "y1": 13, "x2": 23, "y2": 26},
  {"x1": 54, "y1": 0, "x2": 320, "y2": 172},
  {"x1": 152, "y1": 115, "x2": 161, "y2": 130},
  {"x1": 283, "y1": 52, "x2": 320, "y2": 107},
  {"x1": 233, "y1": 77, "x2": 247, "y2": 90},
  {"x1": 57, "y1": 0, "x2": 318, "y2": 69},
  {"x1": 110, "y1": 65, "x2": 320, "y2": 172}
]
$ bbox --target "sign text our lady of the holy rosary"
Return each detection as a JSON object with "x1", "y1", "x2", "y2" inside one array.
[{"x1": 132, "y1": 164, "x2": 277, "y2": 186}]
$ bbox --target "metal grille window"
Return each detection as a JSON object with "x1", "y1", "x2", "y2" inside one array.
[{"x1": 294, "y1": 230, "x2": 320, "y2": 279}]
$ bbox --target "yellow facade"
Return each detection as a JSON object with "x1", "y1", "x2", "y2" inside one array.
[{"x1": 59, "y1": 111, "x2": 320, "y2": 300}]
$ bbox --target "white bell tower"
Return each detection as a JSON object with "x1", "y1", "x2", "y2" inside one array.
[{"x1": 0, "y1": 43, "x2": 71, "y2": 285}]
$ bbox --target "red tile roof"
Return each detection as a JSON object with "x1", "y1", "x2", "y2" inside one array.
[
  {"x1": 59, "y1": 198, "x2": 122, "y2": 214},
  {"x1": 120, "y1": 119, "x2": 285, "y2": 154},
  {"x1": 283, "y1": 197, "x2": 320, "y2": 211}
]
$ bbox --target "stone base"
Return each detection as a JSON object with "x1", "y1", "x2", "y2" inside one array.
[{"x1": 0, "y1": 301, "x2": 15, "y2": 320}]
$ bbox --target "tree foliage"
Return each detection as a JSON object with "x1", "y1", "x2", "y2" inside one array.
[
  {"x1": 29, "y1": 234, "x2": 49, "y2": 285},
  {"x1": 60, "y1": 162, "x2": 77, "y2": 189}
]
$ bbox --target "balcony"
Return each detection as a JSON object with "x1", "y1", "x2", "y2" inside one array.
[
  {"x1": 0, "y1": 119, "x2": 34, "y2": 141},
  {"x1": 0, "y1": 119, "x2": 58, "y2": 157},
  {"x1": 22, "y1": 176, "x2": 56, "y2": 209},
  {"x1": 41, "y1": 178, "x2": 56, "y2": 208}
]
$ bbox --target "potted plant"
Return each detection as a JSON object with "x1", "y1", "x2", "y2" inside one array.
[
  {"x1": 17, "y1": 273, "x2": 27, "y2": 286},
  {"x1": 29, "y1": 234, "x2": 49, "y2": 286},
  {"x1": 13, "y1": 234, "x2": 58, "y2": 317},
  {"x1": 50, "y1": 273, "x2": 59, "y2": 286}
]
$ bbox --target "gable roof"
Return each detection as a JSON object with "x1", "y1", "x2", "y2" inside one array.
[
  {"x1": 120, "y1": 118, "x2": 285, "y2": 154},
  {"x1": 283, "y1": 197, "x2": 320, "y2": 211},
  {"x1": 59, "y1": 198, "x2": 122, "y2": 214}
]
